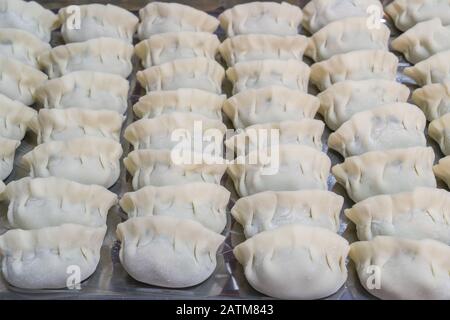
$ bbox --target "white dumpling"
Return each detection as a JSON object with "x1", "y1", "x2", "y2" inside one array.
[
  {"x1": 0, "y1": 136, "x2": 19, "y2": 180},
  {"x1": 137, "y1": 2, "x2": 219, "y2": 40},
  {"x1": 124, "y1": 113, "x2": 226, "y2": 151},
  {"x1": 332, "y1": 147, "x2": 436, "y2": 202},
  {"x1": 59, "y1": 4, "x2": 138, "y2": 43},
  {"x1": 116, "y1": 216, "x2": 225, "y2": 288},
  {"x1": 429, "y1": 113, "x2": 450, "y2": 155},
  {"x1": 0, "y1": 177, "x2": 117, "y2": 229},
  {"x1": 38, "y1": 38, "x2": 134, "y2": 79},
  {"x1": 22, "y1": 137, "x2": 122, "y2": 188},
  {"x1": 124, "y1": 149, "x2": 227, "y2": 190},
  {"x1": 0, "y1": 93, "x2": 36, "y2": 141},
  {"x1": 119, "y1": 183, "x2": 229, "y2": 233},
  {"x1": 228, "y1": 145, "x2": 330, "y2": 197},
  {"x1": 328, "y1": 103, "x2": 426, "y2": 157},
  {"x1": 0, "y1": 56, "x2": 47, "y2": 105},
  {"x1": 386, "y1": 0, "x2": 450, "y2": 32},
  {"x1": 219, "y1": 34, "x2": 308, "y2": 67},
  {"x1": 302, "y1": 0, "x2": 382, "y2": 34},
  {"x1": 223, "y1": 86, "x2": 319, "y2": 129},
  {"x1": 133, "y1": 89, "x2": 225, "y2": 121},
  {"x1": 305, "y1": 17, "x2": 390, "y2": 62},
  {"x1": 404, "y1": 51, "x2": 450, "y2": 86},
  {"x1": 391, "y1": 18, "x2": 450, "y2": 64},
  {"x1": 34, "y1": 71, "x2": 129, "y2": 114},
  {"x1": 345, "y1": 187, "x2": 450, "y2": 244},
  {"x1": 0, "y1": 0, "x2": 59, "y2": 42},
  {"x1": 226, "y1": 59, "x2": 310, "y2": 95},
  {"x1": 310, "y1": 50, "x2": 398, "y2": 91},
  {"x1": 434, "y1": 156, "x2": 450, "y2": 189},
  {"x1": 318, "y1": 80, "x2": 410, "y2": 131},
  {"x1": 31, "y1": 108, "x2": 124, "y2": 144},
  {"x1": 0, "y1": 224, "x2": 106, "y2": 289},
  {"x1": 219, "y1": 2, "x2": 303, "y2": 37},
  {"x1": 350, "y1": 236, "x2": 450, "y2": 300},
  {"x1": 137, "y1": 57, "x2": 224, "y2": 94},
  {"x1": 0, "y1": 28, "x2": 50, "y2": 68},
  {"x1": 232, "y1": 190, "x2": 343, "y2": 238},
  {"x1": 234, "y1": 224, "x2": 349, "y2": 299},
  {"x1": 225, "y1": 119, "x2": 324, "y2": 156},
  {"x1": 412, "y1": 82, "x2": 450, "y2": 121},
  {"x1": 135, "y1": 32, "x2": 220, "y2": 68}
]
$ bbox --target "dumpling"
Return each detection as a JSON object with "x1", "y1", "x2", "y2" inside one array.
[
  {"x1": 124, "y1": 113, "x2": 226, "y2": 151},
  {"x1": 219, "y1": 34, "x2": 308, "y2": 67},
  {"x1": 34, "y1": 71, "x2": 129, "y2": 114},
  {"x1": 386, "y1": 0, "x2": 450, "y2": 32},
  {"x1": 124, "y1": 149, "x2": 227, "y2": 190},
  {"x1": 223, "y1": 86, "x2": 319, "y2": 129},
  {"x1": 225, "y1": 119, "x2": 324, "y2": 156},
  {"x1": 310, "y1": 50, "x2": 398, "y2": 91},
  {"x1": 38, "y1": 38, "x2": 133, "y2": 79},
  {"x1": 232, "y1": 190, "x2": 343, "y2": 238},
  {"x1": 412, "y1": 82, "x2": 450, "y2": 121},
  {"x1": 345, "y1": 187, "x2": 450, "y2": 244},
  {"x1": 429, "y1": 113, "x2": 450, "y2": 155},
  {"x1": 0, "y1": 0, "x2": 59, "y2": 42},
  {"x1": 137, "y1": 2, "x2": 219, "y2": 40},
  {"x1": 404, "y1": 51, "x2": 450, "y2": 86},
  {"x1": 133, "y1": 89, "x2": 225, "y2": 121},
  {"x1": 0, "y1": 56, "x2": 47, "y2": 105},
  {"x1": 318, "y1": 80, "x2": 410, "y2": 130},
  {"x1": 137, "y1": 57, "x2": 224, "y2": 94},
  {"x1": 219, "y1": 2, "x2": 303, "y2": 37},
  {"x1": 328, "y1": 103, "x2": 426, "y2": 157},
  {"x1": 234, "y1": 224, "x2": 349, "y2": 299},
  {"x1": 391, "y1": 19, "x2": 450, "y2": 64},
  {"x1": 0, "y1": 224, "x2": 106, "y2": 289},
  {"x1": 22, "y1": 137, "x2": 122, "y2": 188},
  {"x1": 0, "y1": 28, "x2": 50, "y2": 68},
  {"x1": 226, "y1": 59, "x2": 310, "y2": 95},
  {"x1": 0, "y1": 136, "x2": 19, "y2": 180},
  {"x1": 135, "y1": 32, "x2": 220, "y2": 68},
  {"x1": 302, "y1": 0, "x2": 383, "y2": 34},
  {"x1": 433, "y1": 156, "x2": 450, "y2": 189},
  {"x1": 332, "y1": 147, "x2": 436, "y2": 202},
  {"x1": 0, "y1": 93, "x2": 36, "y2": 141},
  {"x1": 59, "y1": 4, "x2": 138, "y2": 43},
  {"x1": 31, "y1": 108, "x2": 124, "y2": 144},
  {"x1": 349, "y1": 236, "x2": 450, "y2": 300},
  {"x1": 228, "y1": 145, "x2": 330, "y2": 197},
  {"x1": 119, "y1": 183, "x2": 229, "y2": 233},
  {"x1": 305, "y1": 17, "x2": 390, "y2": 62},
  {"x1": 0, "y1": 177, "x2": 117, "y2": 229},
  {"x1": 116, "y1": 216, "x2": 224, "y2": 288}
]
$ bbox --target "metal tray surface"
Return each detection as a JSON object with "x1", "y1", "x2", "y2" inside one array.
[{"x1": 0, "y1": 0, "x2": 443, "y2": 300}]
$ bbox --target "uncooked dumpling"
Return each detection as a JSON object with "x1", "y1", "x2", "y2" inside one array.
[
  {"x1": 350, "y1": 236, "x2": 450, "y2": 300},
  {"x1": 412, "y1": 82, "x2": 450, "y2": 121},
  {"x1": 234, "y1": 224, "x2": 349, "y2": 299},
  {"x1": 0, "y1": 224, "x2": 106, "y2": 289},
  {"x1": 328, "y1": 103, "x2": 426, "y2": 157},
  {"x1": 38, "y1": 38, "x2": 134, "y2": 78},
  {"x1": 232, "y1": 190, "x2": 343, "y2": 238},
  {"x1": 310, "y1": 50, "x2": 398, "y2": 91},
  {"x1": 0, "y1": 136, "x2": 19, "y2": 180},
  {"x1": 332, "y1": 147, "x2": 436, "y2": 202},
  {"x1": 223, "y1": 86, "x2": 319, "y2": 129},
  {"x1": 404, "y1": 51, "x2": 450, "y2": 86},
  {"x1": 0, "y1": 177, "x2": 117, "y2": 229},
  {"x1": 345, "y1": 187, "x2": 450, "y2": 244},
  {"x1": 219, "y1": 2, "x2": 303, "y2": 37},
  {"x1": 318, "y1": 79, "x2": 410, "y2": 130},
  {"x1": 119, "y1": 183, "x2": 229, "y2": 234},
  {"x1": 0, "y1": 94, "x2": 36, "y2": 141},
  {"x1": 137, "y1": 2, "x2": 219, "y2": 40},
  {"x1": 116, "y1": 216, "x2": 225, "y2": 288},
  {"x1": 429, "y1": 113, "x2": 450, "y2": 155},
  {"x1": 433, "y1": 156, "x2": 450, "y2": 189},
  {"x1": 59, "y1": 4, "x2": 138, "y2": 43}
]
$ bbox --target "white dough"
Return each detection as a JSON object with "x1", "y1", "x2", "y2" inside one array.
[
  {"x1": 0, "y1": 93, "x2": 36, "y2": 141},
  {"x1": 404, "y1": 51, "x2": 450, "y2": 86},
  {"x1": 412, "y1": 82, "x2": 450, "y2": 121},
  {"x1": 0, "y1": 136, "x2": 19, "y2": 180}
]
